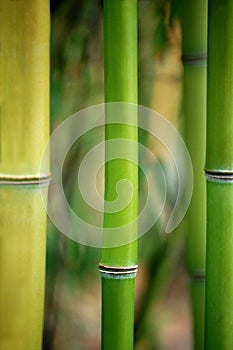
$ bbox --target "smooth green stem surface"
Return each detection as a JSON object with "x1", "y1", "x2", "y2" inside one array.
[
  {"x1": 205, "y1": 2, "x2": 233, "y2": 349},
  {"x1": 101, "y1": 1, "x2": 138, "y2": 349},
  {"x1": 181, "y1": 0, "x2": 207, "y2": 273},
  {"x1": 205, "y1": 181, "x2": 233, "y2": 349},
  {"x1": 181, "y1": 1, "x2": 207, "y2": 349},
  {"x1": 206, "y1": 1, "x2": 233, "y2": 173},
  {"x1": 102, "y1": 277, "x2": 135, "y2": 350},
  {"x1": 103, "y1": 0, "x2": 137, "y2": 104},
  {"x1": 190, "y1": 280, "x2": 205, "y2": 350},
  {"x1": 183, "y1": 65, "x2": 206, "y2": 350},
  {"x1": 183, "y1": 66, "x2": 206, "y2": 275},
  {"x1": 181, "y1": 1, "x2": 208, "y2": 55},
  {"x1": 101, "y1": 0, "x2": 138, "y2": 267},
  {"x1": 101, "y1": 0, "x2": 138, "y2": 266}
]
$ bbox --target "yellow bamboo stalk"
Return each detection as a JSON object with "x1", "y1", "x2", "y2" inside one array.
[
  {"x1": 0, "y1": 1, "x2": 50, "y2": 348},
  {"x1": 0, "y1": 0, "x2": 50, "y2": 177},
  {"x1": 0, "y1": 185, "x2": 48, "y2": 349}
]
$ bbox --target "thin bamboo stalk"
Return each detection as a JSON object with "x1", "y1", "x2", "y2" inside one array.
[
  {"x1": 181, "y1": 1, "x2": 207, "y2": 349},
  {"x1": 100, "y1": 1, "x2": 138, "y2": 349},
  {"x1": 0, "y1": 1, "x2": 50, "y2": 348},
  {"x1": 205, "y1": 1, "x2": 233, "y2": 348}
]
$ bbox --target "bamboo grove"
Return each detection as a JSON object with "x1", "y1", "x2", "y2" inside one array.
[{"x1": 0, "y1": 0, "x2": 233, "y2": 349}]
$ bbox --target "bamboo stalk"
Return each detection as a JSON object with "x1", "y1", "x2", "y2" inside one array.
[
  {"x1": 205, "y1": 1, "x2": 233, "y2": 348},
  {"x1": 0, "y1": 0, "x2": 50, "y2": 177},
  {"x1": 180, "y1": 1, "x2": 207, "y2": 349},
  {"x1": 0, "y1": 1, "x2": 50, "y2": 348},
  {"x1": 100, "y1": 1, "x2": 138, "y2": 349},
  {"x1": 0, "y1": 185, "x2": 48, "y2": 349}
]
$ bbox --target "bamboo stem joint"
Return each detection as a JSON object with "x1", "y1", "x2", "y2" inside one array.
[
  {"x1": 205, "y1": 170, "x2": 233, "y2": 182},
  {"x1": 182, "y1": 52, "x2": 207, "y2": 66},
  {"x1": 0, "y1": 175, "x2": 51, "y2": 186},
  {"x1": 99, "y1": 264, "x2": 138, "y2": 279}
]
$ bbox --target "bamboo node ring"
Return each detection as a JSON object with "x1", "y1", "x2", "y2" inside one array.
[
  {"x1": 205, "y1": 170, "x2": 233, "y2": 182},
  {"x1": 0, "y1": 174, "x2": 51, "y2": 185},
  {"x1": 98, "y1": 263, "x2": 138, "y2": 278},
  {"x1": 182, "y1": 52, "x2": 207, "y2": 66}
]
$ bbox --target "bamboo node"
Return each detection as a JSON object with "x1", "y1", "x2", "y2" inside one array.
[
  {"x1": 205, "y1": 170, "x2": 233, "y2": 182},
  {"x1": 182, "y1": 52, "x2": 207, "y2": 66},
  {"x1": 98, "y1": 263, "x2": 138, "y2": 279},
  {"x1": 190, "y1": 272, "x2": 206, "y2": 282},
  {"x1": 0, "y1": 174, "x2": 51, "y2": 186}
]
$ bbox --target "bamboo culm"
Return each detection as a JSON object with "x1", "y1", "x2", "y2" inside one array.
[
  {"x1": 205, "y1": 1, "x2": 233, "y2": 349},
  {"x1": 0, "y1": 1, "x2": 50, "y2": 348},
  {"x1": 181, "y1": 1, "x2": 208, "y2": 349},
  {"x1": 100, "y1": 1, "x2": 138, "y2": 349}
]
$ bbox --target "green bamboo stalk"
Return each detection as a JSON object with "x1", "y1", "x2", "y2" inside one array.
[
  {"x1": 205, "y1": 1, "x2": 233, "y2": 349},
  {"x1": 180, "y1": 1, "x2": 207, "y2": 349},
  {"x1": 100, "y1": 1, "x2": 138, "y2": 349},
  {"x1": 0, "y1": 1, "x2": 50, "y2": 348}
]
